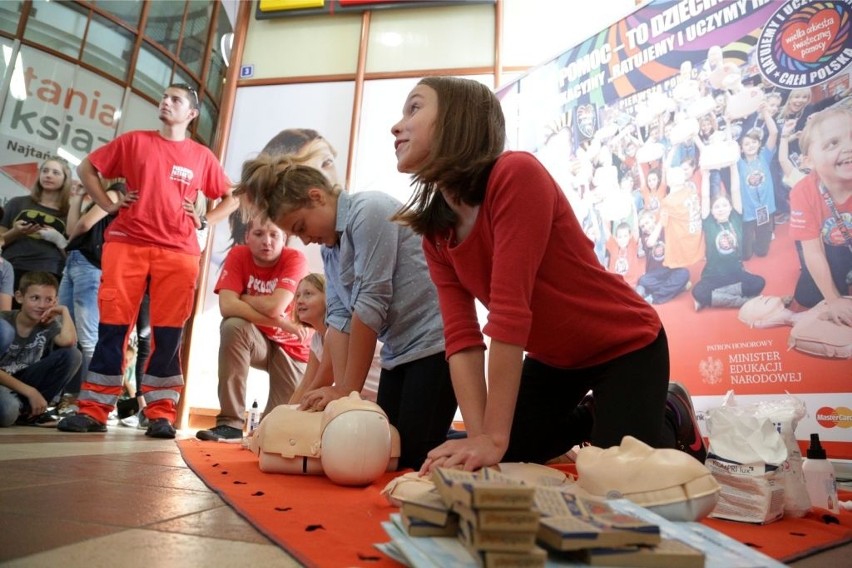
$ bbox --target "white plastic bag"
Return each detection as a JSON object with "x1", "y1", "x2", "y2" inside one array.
[
  {"x1": 705, "y1": 391, "x2": 787, "y2": 523},
  {"x1": 753, "y1": 394, "x2": 811, "y2": 518}
]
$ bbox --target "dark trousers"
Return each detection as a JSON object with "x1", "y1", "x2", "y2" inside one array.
[
  {"x1": 692, "y1": 269, "x2": 766, "y2": 307},
  {"x1": 0, "y1": 347, "x2": 83, "y2": 426},
  {"x1": 377, "y1": 351, "x2": 457, "y2": 471},
  {"x1": 504, "y1": 327, "x2": 670, "y2": 464},
  {"x1": 742, "y1": 219, "x2": 773, "y2": 260},
  {"x1": 638, "y1": 267, "x2": 690, "y2": 304},
  {"x1": 135, "y1": 290, "x2": 152, "y2": 393},
  {"x1": 15, "y1": 347, "x2": 82, "y2": 413}
]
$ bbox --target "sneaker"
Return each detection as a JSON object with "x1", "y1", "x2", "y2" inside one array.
[
  {"x1": 666, "y1": 382, "x2": 707, "y2": 463},
  {"x1": 196, "y1": 424, "x2": 243, "y2": 442},
  {"x1": 55, "y1": 394, "x2": 78, "y2": 416},
  {"x1": 145, "y1": 418, "x2": 176, "y2": 439},
  {"x1": 57, "y1": 414, "x2": 107, "y2": 433},
  {"x1": 106, "y1": 410, "x2": 119, "y2": 426},
  {"x1": 136, "y1": 409, "x2": 150, "y2": 430},
  {"x1": 15, "y1": 411, "x2": 60, "y2": 428},
  {"x1": 119, "y1": 414, "x2": 139, "y2": 428}
]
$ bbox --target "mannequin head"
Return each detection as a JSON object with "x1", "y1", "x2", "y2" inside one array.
[
  {"x1": 321, "y1": 392, "x2": 396, "y2": 486},
  {"x1": 252, "y1": 393, "x2": 400, "y2": 486}
]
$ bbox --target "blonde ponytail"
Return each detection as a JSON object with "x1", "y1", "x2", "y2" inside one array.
[{"x1": 235, "y1": 155, "x2": 339, "y2": 224}]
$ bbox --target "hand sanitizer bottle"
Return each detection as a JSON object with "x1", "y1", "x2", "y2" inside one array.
[
  {"x1": 248, "y1": 399, "x2": 261, "y2": 434},
  {"x1": 802, "y1": 433, "x2": 839, "y2": 514}
]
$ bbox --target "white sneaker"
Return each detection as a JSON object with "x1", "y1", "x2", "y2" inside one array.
[
  {"x1": 119, "y1": 414, "x2": 139, "y2": 428},
  {"x1": 107, "y1": 410, "x2": 119, "y2": 426},
  {"x1": 136, "y1": 410, "x2": 149, "y2": 430}
]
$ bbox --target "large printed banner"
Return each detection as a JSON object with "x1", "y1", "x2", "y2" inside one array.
[
  {"x1": 498, "y1": 0, "x2": 852, "y2": 457},
  {"x1": 0, "y1": 45, "x2": 125, "y2": 204}
]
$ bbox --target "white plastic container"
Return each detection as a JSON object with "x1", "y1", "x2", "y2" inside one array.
[
  {"x1": 802, "y1": 433, "x2": 840, "y2": 514},
  {"x1": 247, "y1": 399, "x2": 261, "y2": 435}
]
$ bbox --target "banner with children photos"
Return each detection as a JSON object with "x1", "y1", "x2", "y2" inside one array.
[{"x1": 498, "y1": 0, "x2": 852, "y2": 458}]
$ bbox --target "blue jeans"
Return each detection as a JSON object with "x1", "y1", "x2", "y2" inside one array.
[
  {"x1": 0, "y1": 347, "x2": 82, "y2": 426},
  {"x1": 0, "y1": 317, "x2": 14, "y2": 354},
  {"x1": 58, "y1": 250, "x2": 102, "y2": 393}
]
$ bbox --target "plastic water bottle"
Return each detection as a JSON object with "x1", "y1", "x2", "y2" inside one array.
[
  {"x1": 802, "y1": 433, "x2": 839, "y2": 513},
  {"x1": 247, "y1": 399, "x2": 261, "y2": 434}
]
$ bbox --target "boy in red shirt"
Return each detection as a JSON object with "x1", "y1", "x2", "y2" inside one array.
[
  {"x1": 789, "y1": 106, "x2": 852, "y2": 326},
  {"x1": 196, "y1": 216, "x2": 310, "y2": 441}
]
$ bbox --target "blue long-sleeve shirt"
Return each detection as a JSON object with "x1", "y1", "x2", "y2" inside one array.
[{"x1": 321, "y1": 191, "x2": 445, "y2": 369}]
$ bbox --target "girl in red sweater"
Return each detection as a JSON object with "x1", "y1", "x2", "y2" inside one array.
[{"x1": 391, "y1": 77, "x2": 704, "y2": 473}]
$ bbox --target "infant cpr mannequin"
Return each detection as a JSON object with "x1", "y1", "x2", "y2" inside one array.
[
  {"x1": 576, "y1": 436, "x2": 720, "y2": 521},
  {"x1": 250, "y1": 392, "x2": 400, "y2": 486}
]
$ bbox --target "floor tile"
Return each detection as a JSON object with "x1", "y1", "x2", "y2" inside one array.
[
  {"x1": 1, "y1": 528, "x2": 300, "y2": 567},
  {"x1": 148, "y1": 505, "x2": 274, "y2": 545}
]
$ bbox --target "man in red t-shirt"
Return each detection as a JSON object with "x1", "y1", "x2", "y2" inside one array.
[
  {"x1": 59, "y1": 83, "x2": 237, "y2": 438},
  {"x1": 196, "y1": 216, "x2": 310, "y2": 442}
]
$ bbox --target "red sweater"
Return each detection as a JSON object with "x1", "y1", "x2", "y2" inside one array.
[{"x1": 423, "y1": 152, "x2": 661, "y2": 369}]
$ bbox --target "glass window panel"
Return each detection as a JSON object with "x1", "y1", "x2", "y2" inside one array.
[
  {"x1": 205, "y1": 48, "x2": 226, "y2": 101},
  {"x1": 23, "y1": 0, "x2": 87, "y2": 59},
  {"x1": 206, "y1": 3, "x2": 234, "y2": 102},
  {"x1": 223, "y1": 82, "x2": 354, "y2": 185},
  {"x1": 366, "y1": 5, "x2": 493, "y2": 73},
  {"x1": 81, "y1": 13, "x2": 133, "y2": 82},
  {"x1": 93, "y1": 0, "x2": 143, "y2": 29},
  {"x1": 179, "y1": 0, "x2": 212, "y2": 77},
  {"x1": 143, "y1": 0, "x2": 186, "y2": 54},
  {"x1": 133, "y1": 43, "x2": 173, "y2": 102},
  {"x1": 118, "y1": 90, "x2": 160, "y2": 135},
  {"x1": 243, "y1": 14, "x2": 361, "y2": 78},
  {"x1": 196, "y1": 98, "x2": 216, "y2": 145},
  {"x1": 353, "y1": 75, "x2": 493, "y2": 203},
  {"x1": 0, "y1": 45, "x2": 125, "y2": 197},
  {"x1": 0, "y1": 0, "x2": 22, "y2": 36},
  {"x1": 0, "y1": 37, "x2": 13, "y2": 85}
]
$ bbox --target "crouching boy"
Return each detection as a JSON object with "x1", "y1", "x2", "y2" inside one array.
[{"x1": 0, "y1": 272, "x2": 81, "y2": 426}]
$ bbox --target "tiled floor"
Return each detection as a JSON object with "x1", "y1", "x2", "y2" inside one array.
[
  {"x1": 0, "y1": 425, "x2": 299, "y2": 567},
  {"x1": 0, "y1": 425, "x2": 848, "y2": 567}
]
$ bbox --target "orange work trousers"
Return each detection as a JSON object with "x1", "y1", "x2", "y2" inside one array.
[{"x1": 77, "y1": 242, "x2": 199, "y2": 424}]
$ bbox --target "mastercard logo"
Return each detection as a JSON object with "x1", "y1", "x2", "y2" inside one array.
[{"x1": 815, "y1": 406, "x2": 852, "y2": 429}]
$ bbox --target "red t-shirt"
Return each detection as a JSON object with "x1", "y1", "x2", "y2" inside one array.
[
  {"x1": 89, "y1": 131, "x2": 231, "y2": 255},
  {"x1": 424, "y1": 151, "x2": 660, "y2": 369},
  {"x1": 789, "y1": 172, "x2": 852, "y2": 245},
  {"x1": 214, "y1": 246, "x2": 310, "y2": 362},
  {"x1": 605, "y1": 236, "x2": 643, "y2": 287}
]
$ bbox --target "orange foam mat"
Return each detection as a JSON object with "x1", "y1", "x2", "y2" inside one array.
[
  {"x1": 702, "y1": 494, "x2": 852, "y2": 563},
  {"x1": 178, "y1": 440, "x2": 851, "y2": 567},
  {"x1": 178, "y1": 439, "x2": 401, "y2": 567}
]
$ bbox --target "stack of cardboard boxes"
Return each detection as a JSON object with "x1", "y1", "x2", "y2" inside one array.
[{"x1": 397, "y1": 467, "x2": 704, "y2": 568}]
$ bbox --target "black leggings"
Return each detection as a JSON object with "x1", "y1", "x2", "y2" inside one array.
[
  {"x1": 504, "y1": 327, "x2": 671, "y2": 464},
  {"x1": 377, "y1": 351, "x2": 457, "y2": 471}
]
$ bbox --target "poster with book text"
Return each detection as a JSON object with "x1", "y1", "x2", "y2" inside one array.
[{"x1": 497, "y1": 0, "x2": 852, "y2": 458}]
